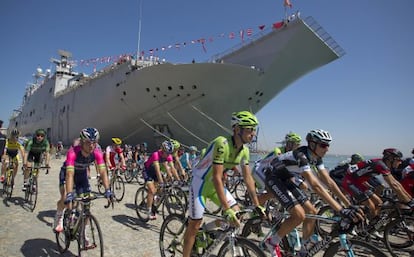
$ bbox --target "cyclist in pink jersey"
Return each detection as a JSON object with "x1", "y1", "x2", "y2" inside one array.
[
  {"x1": 143, "y1": 140, "x2": 175, "y2": 220},
  {"x1": 61, "y1": 128, "x2": 113, "y2": 228}
]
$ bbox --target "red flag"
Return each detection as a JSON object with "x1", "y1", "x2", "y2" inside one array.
[
  {"x1": 273, "y1": 21, "x2": 284, "y2": 29},
  {"x1": 284, "y1": 0, "x2": 292, "y2": 7}
]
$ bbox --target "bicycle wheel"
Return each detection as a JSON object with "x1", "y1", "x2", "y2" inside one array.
[
  {"x1": 136, "y1": 169, "x2": 145, "y2": 185},
  {"x1": 77, "y1": 214, "x2": 104, "y2": 257},
  {"x1": 159, "y1": 214, "x2": 187, "y2": 257},
  {"x1": 124, "y1": 168, "x2": 134, "y2": 183},
  {"x1": 112, "y1": 176, "x2": 125, "y2": 201},
  {"x1": 316, "y1": 205, "x2": 336, "y2": 238},
  {"x1": 383, "y1": 215, "x2": 414, "y2": 257},
  {"x1": 233, "y1": 180, "x2": 247, "y2": 202},
  {"x1": 161, "y1": 194, "x2": 186, "y2": 219},
  {"x1": 55, "y1": 210, "x2": 71, "y2": 253},
  {"x1": 27, "y1": 176, "x2": 38, "y2": 212},
  {"x1": 97, "y1": 177, "x2": 105, "y2": 194},
  {"x1": 4, "y1": 170, "x2": 13, "y2": 199},
  {"x1": 323, "y1": 238, "x2": 388, "y2": 257},
  {"x1": 170, "y1": 186, "x2": 188, "y2": 211},
  {"x1": 217, "y1": 236, "x2": 266, "y2": 257},
  {"x1": 135, "y1": 187, "x2": 149, "y2": 222}
]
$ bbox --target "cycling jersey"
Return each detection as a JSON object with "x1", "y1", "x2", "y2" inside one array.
[
  {"x1": 342, "y1": 158, "x2": 390, "y2": 198},
  {"x1": 5, "y1": 139, "x2": 24, "y2": 158},
  {"x1": 0, "y1": 133, "x2": 6, "y2": 156},
  {"x1": 105, "y1": 145, "x2": 123, "y2": 168},
  {"x1": 65, "y1": 145, "x2": 105, "y2": 194},
  {"x1": 189, "y1": 136, "x2": 248, "y2": 219},
  {"x1": 143, "y1": 150, "x2": 173, "y2": 182},
  {"x1": 25, "y1": 137, "x2": 50, "y2": 163},
  {"x1": 401, "y1": 163, "x2": 414, "y2": 197}
]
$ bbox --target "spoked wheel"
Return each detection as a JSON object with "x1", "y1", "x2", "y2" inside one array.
[
  {"x1": 55, "y1": 210, "x2": 71, "y2": 253},
  {"x1": 4, "y1": 171, "x2": 14, "y2": 199},
  {"x1": 384, "y1": 215, "x2": 414, "y2": 257},
  {"x1": 162, "y1": 194, "x2": 186, "y2": 219},
  {"x1": 97, "y1": 177, "x2": 105, "y2": 195},
  {"x1": 316, "y1": 205, "x2": 337, "y2": 238},
  {"x1": 217, "y1": 237, "x2": 266, "y2": 257},
  {"x1": 323, "y1": 238, "x2": 388, "y2": 257},
  {"x1": 135, "y1": 187, "x2": 149, "y2": 222},
  {"x1": 124, "y1": 169, "x2": 134, "y2": 183},
  {"x1": 159, "y1": 214, "x2": 187, "y2": 257},
  {"x1": 77, "y1": 214, "x2": 104, "y2": 257},
  {"x1": 26, "y1": 177, "x2": 38, "y2": 212},
  {"x1": 112, "y1": 176, "x2": 125, "y2": 202}
]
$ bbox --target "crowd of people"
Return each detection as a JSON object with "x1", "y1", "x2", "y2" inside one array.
[{"x1": 1, "y1": 112, "x2": 413, "y2": 257}]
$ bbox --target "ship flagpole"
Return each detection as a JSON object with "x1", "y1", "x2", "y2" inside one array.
[{"x1": 137, "y1": 0, "x2": 143, "y2": 60}]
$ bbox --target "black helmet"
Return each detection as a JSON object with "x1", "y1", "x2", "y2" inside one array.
[
  {"x1": 11, "y1": 128, "x2": 20, "y2": 136},
  {"x1": 382, "y1": 148, "x2": 403, "y2": 160}
]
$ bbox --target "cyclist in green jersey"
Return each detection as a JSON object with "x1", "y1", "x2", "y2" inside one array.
[
  {"x1": 22, "y1": 128, "x2": 50, "y2": 190},
  {"x1": 182, "y1": 111, "x2": 265, "y2": 257}
]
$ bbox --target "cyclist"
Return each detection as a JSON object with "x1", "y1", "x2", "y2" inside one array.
[
  {"x1": 254, "y1": 129, "x2": 361, "y2": 257},
  {"x1": 253, "y1": 132, "x2": 302, "y2": 205},
  {"x1": 342, "y1": 148, "x2": 413, "y2": 218},
  {"x1": 143, "y1": 140, "x2": 176, "y2": 220},
  {"x1": 182, "y1": 111, "x2": 264, "y2": 257},
  {"x1": 61, "y1": 128, "x2": 113, "y2": 232},
  {"x1": 329, "y1": 153, "x2": 364, "y2": 189},
  {"x1": 170, "y1": 139, "x2": 187, "y2": 182},
  {"x1": 1, "y1": 129, "x2": 25, "y2": 186},
  {"x1": 105, "y1": 137, "x2": 126, "y2": 171},
  {"x1": 22, "y1": 128, "x2": 50, "y2": 191}
]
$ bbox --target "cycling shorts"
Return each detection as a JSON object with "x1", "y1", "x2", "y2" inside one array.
[
  {"x1": 59, "y1": 165, "x2": 66, "y2": 187},
  {"x1": 73, "y1": 170, "x2": 91, "y2": 195},
  {"x1": 143, "y1": 165, "x2": 159, "y2": 182},
  {"x1": 188, "y1": 176, "x2": 237, "y2": 220},
  {"x1": 27, "y1": 151, "x2": 42, "y2": 164}
]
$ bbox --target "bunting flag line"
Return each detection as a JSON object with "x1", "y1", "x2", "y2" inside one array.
[{"x1": 75, "y1": 14, "x2": 299, "y2": 68}]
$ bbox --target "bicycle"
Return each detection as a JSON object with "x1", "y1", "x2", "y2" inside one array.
[
  {"x1": 135, "y1": 182, "x2": 187, "y2": 222},
  {"x1": 24, "y1": 163, "x2": 49, "y2": 212},
  {"x1": 97, "y1": 167, "x2": 125, "y2": 201},
  {"x1": 159, "y1": 209, "x2": 266, "y2": 257},
  {"x1": 241, "y1": 205, "x2": 388, "y2": 257},
  {"x1": 1, "y1": 156, "x2": 15, "y2": 199},
  {"x1": 55, "y1": 194, "x2": 111, "y2": 257},
  {"x1": 123, "y1": 160, "x2": 145, "y2": 185}
]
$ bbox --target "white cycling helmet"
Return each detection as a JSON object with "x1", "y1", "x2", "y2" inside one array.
[{"x1": 306, "y1": 129, "x2": 332, "y2": 144}]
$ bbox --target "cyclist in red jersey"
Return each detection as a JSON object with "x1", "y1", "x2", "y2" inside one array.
[
  {"x1": 105, "y1": 137, "x2": 126, "y2": 171},
  {"x1": 342, "y1": 148, "x2": 413, "y2": 218}
]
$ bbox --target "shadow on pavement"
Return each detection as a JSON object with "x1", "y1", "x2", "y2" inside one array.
[
  {"x1": 2, "y1": 195, "x2": 27, "y2": 209},
  {"x1": 21, "y1": 238, "x2": 75, "y2": 257},
  {"x1": 124, "y1": 202, "x2": 136, "y2": 210},
  {"x1": 112, "y1": 214, "x2": 160, "y2": 233},
  {"x1": 37, "y1": 209, "x2": 56, "y2": 228}
]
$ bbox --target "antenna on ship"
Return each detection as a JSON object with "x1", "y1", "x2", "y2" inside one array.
[{"x1": 136, "y1": 0, "x2": 143, "y2": 60}]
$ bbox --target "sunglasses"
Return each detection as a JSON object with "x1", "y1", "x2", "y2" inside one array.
[
  {"x1": 36, "y1": 134, "x2": 45, "y2": 138},
  {"x1": 318, "y1": 143, "x2": 330, "y2": 148}
]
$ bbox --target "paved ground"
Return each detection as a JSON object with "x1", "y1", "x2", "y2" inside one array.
[
  {"x1": 0, "y1": 158, "x2": 163, "y2": 257},
  {"x1": 0, "y1": 157, "x2": 409, "y2": 257}
]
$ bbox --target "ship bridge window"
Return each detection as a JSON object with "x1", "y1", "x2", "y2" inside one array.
[
  {"x1": 123, "y1": 91, "x2": 126, "y2": 96},
  {"x1": 116, "y1": 83, "x2": 120, "y2": 87},
  {"x1": 156, "y1": 87, "x2": 160, "y2": 91},
  {"x1": 179, "y1": 85, "x2": 184, "y2": 90},
  {"x1": 146, "y1": 88, "x2": 150, "y2": 92},
  {"x1": 168, "y1": 86, "x2": 172, "y2": 90},
  {"x1": 192, "y1": 85, "x2": 197, "y2": 89}
]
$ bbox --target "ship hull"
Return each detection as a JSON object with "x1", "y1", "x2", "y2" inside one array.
[{"x1": 9, "y1": 17, "x2": 343, "y2": 150}]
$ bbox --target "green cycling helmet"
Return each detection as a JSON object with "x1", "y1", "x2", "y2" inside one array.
[
  {"x1": 35, "y1": 128, "x2": 46, "y2": 136},
  {"x1": 231, "y1": 111, "x2": 258, "y2": 127},
  {"x1": 170, "y1": 139, "x2": 181, "y2": 150},
  {"x1": 285, "y1": 132, "x2": 301, "y2": 144},
  {"x1": 350, "y1": 153, "x2": 364, "y2": 164}
]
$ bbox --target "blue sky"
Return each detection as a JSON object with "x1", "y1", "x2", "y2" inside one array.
[{"x1": 0, "y1": 0, "x2": 413, "y2": 157}]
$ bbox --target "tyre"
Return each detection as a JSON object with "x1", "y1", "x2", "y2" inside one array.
[
  {"x1": 323, "y1": 238, "x2": 388, "y2": 257},
  {"x1": 55, "y1": 210, "x2": 71, "y2": 253},
  {"x1": 77, "y1": 214, "x2": 104, "y2": 257},
  {"x1": 383, "y1": 215, "x2": 414, "y2": 257},
  {"x1": 135, "y1": 187, "x2": 149, "y2": 222},
  {"x1": 4, "y1": 171, "x2": 13, "y2": 199},
  {"x1": 124, "y1": 168, "x2": 134, "y2": 183},
  {"x1": 316, "y1": 205, "x2": 337, "y2": 238},
  {"x1": 159, "y1": 214, "x2": 187, "y2": 257},
  {"x1": 162, "y1": 194, "x2": 186, "y2": 219},
  {"x1": 27, "y1": 176, "x2": 38, "y2": 212},
  {"x1": 112, "y1": 176, "x2": 125, "y2": 201},
  {"x1": 217, "y1": 236, "x2": 266, "y2": 257},
  {"x1": 233, "y1": 180, "x2": 247, "y2": 202}
]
